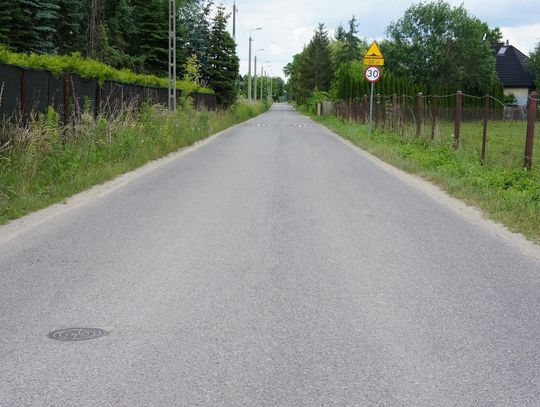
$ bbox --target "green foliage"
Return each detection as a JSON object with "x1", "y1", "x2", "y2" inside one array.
[
  {"x1": 177, "y1": 1, "x2": 213, "y2": 84},
  {"x1": 53, "y1": 0, "x2": 87, "y2": 55},
  {"x1": 531, "y1": 42, "x2": 540, "y2": 89},
  {"x1": 331, "y1": 16, "x2": 367, "y2": 69},
  {"x1": 0, "y1": 100, "x2": 269, "y2": 224},
  {"x1": 0, "y1": 46, "x2": 213, "y2": 93},
  {"x1": 0, "y1": 0, "x2": 229, "y2": 94},
  {"x1": 0, "y1": 0, "x2": 15, "y2": 44},
  {"x1": 131, "y1": 0, "x2": 168, "y2": 75},
  {"x1": 207, "y1": 5, "x2": 239, "y2": 107},
  {"x1": 306, "y1": 90, "x2": 331, "y2": 112},
  {"x1": 285, "y1": 24, "x2": 333, "y2": 104},
  {"x1": 384, "y1": 0, "x2": 500, "y2": 94}
]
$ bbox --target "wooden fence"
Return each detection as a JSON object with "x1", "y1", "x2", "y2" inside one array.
[{"x1": 335, "y1": 91, "x2": 539, "y2": 170}]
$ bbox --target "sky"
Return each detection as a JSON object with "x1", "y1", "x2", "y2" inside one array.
[{"x1": 217, "y1": 0, "x2": 540, "y2": 79}]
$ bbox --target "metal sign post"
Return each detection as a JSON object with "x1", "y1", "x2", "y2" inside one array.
[{"x1": 365, "y1": 66, "x2": 381, "y2": 136}]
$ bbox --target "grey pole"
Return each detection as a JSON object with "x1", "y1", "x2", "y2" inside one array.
[
  {"x1": 254, "y1": 55, "x2": 257, "y2": 101},
  {"x1": 248, "y1": 28, "x2": 262, "y2": 102},
  {"x1": 260, "y1": 65, "x2": 263, "y2": 100},
  {"x1": 253, "y1": 49, "x2": 263, "y2": 101},
  {"x1": 368, "y1": 82, "x2": 374, "y2": 136},
  {"x1": 262, "y1": 61, "x2": 270, "y2": 101},
  {"x1": 248, "y1": 37, "x2": 252, "y2": 101},
  {"x1": 168, "y1": 0, "x2": 176, "y2": 111},
  {"x1": 232, "y1": 0, "x2": 236, "y2": 40}
]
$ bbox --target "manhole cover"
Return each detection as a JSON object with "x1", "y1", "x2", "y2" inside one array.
[{"x1": 47, "y1": 328, "x2": 107, "y2": 342}]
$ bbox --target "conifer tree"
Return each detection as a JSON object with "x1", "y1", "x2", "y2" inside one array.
[
  {"x1": 131, "y1": 0, "x2": 168, "y2": 75},
  {"x1": 304, "y1": 24, "x2": 333, "y2": 92},
  {"x1": 207, "y1": 5, "x2": 239, "y2": 107},
  {"x1": 53, "y1": 0, "x2": 86, "y2": 54},
  {"x1": 0, "y1": 0, "x2": 15, "y2": 45}
]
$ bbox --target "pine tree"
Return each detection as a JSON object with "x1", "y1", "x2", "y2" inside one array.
[
  {"x1": 207, "y1": 5, "x2": 239, "y2": 107},
  {"x1": 304, "y1": 24, "x2": 333, "y2": 92},
  {"x1": 53, "y1": 0, "x2": 87, "y2": 54},
  {"x1": 8, "y1": 1, "x2": 33, "y2": 52},
  {"x1": 0, "y1": 0, "x2": 15, "y2": 45},
  {"x1": 131, "y1": 0, "x2": 168, "y2": 75},
  {"x1": 20, "y1": 0, "x2": 60, "y2": 54}
]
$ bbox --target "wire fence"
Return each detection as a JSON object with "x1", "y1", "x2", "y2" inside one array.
[{"x1": 334, "y1": 91, "x2": 539, "y2": 170}]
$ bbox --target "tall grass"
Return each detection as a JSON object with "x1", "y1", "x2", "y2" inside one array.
[
  {"x1": 305, "y1": 108, "x2": 540, "y2": 242},
  {"x1": 0, "y1": 98, "x2": 269, "y2": 224}
]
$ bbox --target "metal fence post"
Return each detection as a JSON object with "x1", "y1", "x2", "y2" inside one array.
[
  {"x1": 481, "y1": 95, "x2": 489, "y2": 162},
  {"x1": 431, "y1": 97, "x2": 438, "y2": 141},
  {"x1": 392, "y1": 94, "x2": 398, "y2": 130},
  {"x1": 362, "y1": 94, "x2": 368, "y2": 123},
  {"x1": 401, "y1": 94, "x2": 407, "y2": 135},
  {"x1": 375, "y1": 93, "x2": 381, "y2": 130},
  {"x1": 416, "y1": 92, "x2": 423, "y2": 137},
  {"x1": 63, "y1": 74, "x2": 71, "y2": 126},
  {"x1": 454, "y1": 91, "x2": 462, "y2": 149},
  {"x1": 20, "y1": 70, "x2": 28, "y2": 126},
  {"x1": 524, "y1": 91, "x2": 538, "y2": 170}
]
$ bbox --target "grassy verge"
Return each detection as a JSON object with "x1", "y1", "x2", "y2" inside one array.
[
  {"x1": 0, "y1": 99, "x2": 269, "y2": 224},
  {"x1": 302, "y1": 107, "x2": 540, "y2": 242}
]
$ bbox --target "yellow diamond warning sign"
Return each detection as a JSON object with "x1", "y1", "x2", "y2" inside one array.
[{"x1": 364, "y1": 41, "x2": 384, "y2": 66}]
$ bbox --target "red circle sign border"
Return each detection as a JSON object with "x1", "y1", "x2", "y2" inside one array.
[{"x1": 365, "y1": 66, "x2": 382, "y2": 83}]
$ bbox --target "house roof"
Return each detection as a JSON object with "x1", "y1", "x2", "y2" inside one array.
[{"x1": 492, "y1": 43, "x2": 536, "y2": 88}]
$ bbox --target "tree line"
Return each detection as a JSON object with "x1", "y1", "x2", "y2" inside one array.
[
  {"x1": 285, "y1": 0, "x2": 539, "y2": 105},
  {"x1": 0, "y1": 0, "x2": 240, "y2": 106}
]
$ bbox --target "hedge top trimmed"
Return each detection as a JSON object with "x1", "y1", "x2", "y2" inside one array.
[{"x1": 0, "y1": 46, "x2": 213, "y2": 95}]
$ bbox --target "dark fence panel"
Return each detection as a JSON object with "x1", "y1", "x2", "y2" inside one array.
[
  {"x1": 22, "y1": 68, "x2": 50, "y2": 119},
  {"x1": 100, "y1": 81, "x2": 123, "y2": 116},
  {"x1": 192, "y1": 92, "x2": 217, "y2": 110},
  {"x1": 0, "y1": 63, "x2": 218, "y2": 125},
  {"x1": 48, "y1": 74, "x2": 64, "y2": 116},
  {"x1": 0, "y1": 64, "x2": 22, "y2": 122},
  {"x1": 70, "y1": 74, "x2": 97, "y2": 117}
]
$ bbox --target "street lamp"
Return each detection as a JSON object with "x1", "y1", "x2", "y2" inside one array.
[
  {"x1": 254, "y1": 49, "x2": 264, "y2": 101},
  {"x1": 248, "y1": 27, "x2": 262, "y2": 102}
]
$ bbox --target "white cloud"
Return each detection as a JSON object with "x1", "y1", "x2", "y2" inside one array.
[{"x1": 500, "y1": 24, "x2": 540, "y2": 55}]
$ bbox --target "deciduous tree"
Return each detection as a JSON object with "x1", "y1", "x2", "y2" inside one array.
[{"x1": 384, "y1": 0, "x2": 500, "y2": 93}]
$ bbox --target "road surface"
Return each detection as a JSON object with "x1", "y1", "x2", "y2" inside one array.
[{"x1": 1, "y1": 104, "x2": 540, "y2": 406}]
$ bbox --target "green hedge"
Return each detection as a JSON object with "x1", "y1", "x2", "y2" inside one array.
[{"x1": 0, "y1": 46, "x2": 213, "y2": 94}]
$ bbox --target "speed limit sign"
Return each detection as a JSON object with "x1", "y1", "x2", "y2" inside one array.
[{"x1": 365, "y1": 66, "x2": 382, "y2": 83}]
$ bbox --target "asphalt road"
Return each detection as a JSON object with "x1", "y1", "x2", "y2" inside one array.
[{"x1": 1, "y1": 103, "x2": 540, "y2": 406}]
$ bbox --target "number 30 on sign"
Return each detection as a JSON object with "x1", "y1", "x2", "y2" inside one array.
[{"x1": 365, "y1": 66, "x2": 382, "y2": 83}]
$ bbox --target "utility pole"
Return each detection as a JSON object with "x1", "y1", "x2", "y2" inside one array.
[
  {"x1": 232, "y1": 1, "x2": 237, "y2": 41},
  {"x1": 254, "y1": 49, "x2": 263, "y2": 101},
  {"x1": 262, "y1": 61, "x2": 270, "y2": 101},
  {"x1": 247, "y1": 28, "x2": 261, "y2": 102},
  {"x1": 260, "y1": 65, "x2": 263, "y2": 100},
  {"x1": 168, "y1": 0, "x2": 176, "y2": 111},
  {"x1": 254, "y1": 55, "x2": 257, "y2": 101}
]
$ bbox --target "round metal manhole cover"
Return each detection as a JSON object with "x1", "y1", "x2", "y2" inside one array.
[{"x1": 47, "y1": 328, "x2": 107, "y2": 342}]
